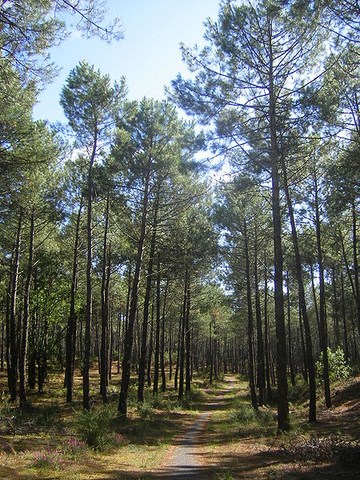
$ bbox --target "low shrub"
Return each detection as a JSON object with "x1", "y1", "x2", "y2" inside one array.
[
  {"x1": 316, "y1": 347, "x2": 352, "y2": 382},
  {"x1": 74, "y1": 404, "x2": 116, "y2": 450},
  {"x1": 31, "y1": 447, "x2": 66, "y2": 470}
]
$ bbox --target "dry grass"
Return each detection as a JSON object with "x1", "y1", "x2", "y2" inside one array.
[
  {"x1": 0, "y1": 366, "x2": 201, "y2": 480},
  {"x1": 0, "y1": 369, "x2": 359, "y2": 480}
]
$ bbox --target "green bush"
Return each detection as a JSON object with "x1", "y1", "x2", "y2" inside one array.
[
  {"x1": 316, "y1": 347, "x2": 352, "y2": 382},
  {"x1": 231, "y1": 404, "x2": 256, "y2": 425},
  {"x1": 231, "y1": 404, "x2": 275, "y2": 428},
  {"x1": 137, "y1": 400, "x2": 154, "y2": 419},
  {"x1": 74, "y1": 405, "x2": 116, "y2": 450}
]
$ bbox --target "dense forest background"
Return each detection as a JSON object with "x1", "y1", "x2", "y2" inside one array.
[{"x1": 0, "y1": 0, "x2": 359, "y2": 433}]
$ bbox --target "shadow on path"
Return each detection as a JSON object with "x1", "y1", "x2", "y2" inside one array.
[{"x1": 155, "y1": 376, "x2": 237, "y2": 479}]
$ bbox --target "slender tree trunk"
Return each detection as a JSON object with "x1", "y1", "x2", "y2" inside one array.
[
  {"x1": 118, "y1": 166, "x2": 151, "y2": 416},
  {"x1": 65, "y1": 198, "x2": 82, "y2": 403},
  {"x1": 108, "y1": 305, "x2": 114, "y2": 380},
  {"x1": 268, "y1": 34, "x2": 289, "y2": 429},
  {"x1": 83, "y1": 139, "x2": 97, "y2": 411},
  {"x1": 332, "y1": 266, "x2": 340, "y2": 348},
  {"x1": 209, "y1": 322, "x2": 213, "y2": 385},
  {"x1": 153, "y1": 257, "x2": 161, "y2": 396},
  {"x1": 244, "y1": 219, "x2": 258, "y2": 410},
  {"x1": 138, "y1": 200, "x2": 158, "y2": 402},
  {"x1": 19, "y1": 210, "x2": 35, "y2": 407},
  {"x1": 286, "y1": 272, "x2": 295, "y2": 387},
  {"x1": 9, "y1": 213, "x2": 22, "y2": 401},
  {"x1": 314, "y1": 171, "x2": 331, "y2": 409},
  {"x1": 254, "y1": 224, "x2": 265, "y2": 405},
  {"x1": 282, "y1": 162, "x2": 316, "y2": 422},
  {"x1": 264, "y1": 256, "x2": 272, "y2": 401},
  {"x1": 160, "y1": 280, "x2": 168, "y2": 393},
  {"x1": 185, "y1": 280, "x2": 191, "y2": 395},
  {"x1": 147, "y1": 305, "x2": 154, "y2": 387},
  {"x1": 178, "y1": 268, "x2": 188, "y2": 400},
  {"x1": 341, "y1": 271, "x2": 350, "y2": 362},
  {"x1": 351, "y1": 200, "x2": 360, "y2": 336},
  {"x1": 100, "y1": 192, "x2": 111, "y2": 404}
]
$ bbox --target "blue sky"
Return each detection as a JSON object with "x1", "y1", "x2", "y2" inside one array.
[{"x1": 33, "y1": 0, "x2": 221, "y2": 123}]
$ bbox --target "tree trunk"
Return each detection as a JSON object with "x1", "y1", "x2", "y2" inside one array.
[
  {"x1": 244, "y1": 218, "x2": 258, "y2": 410},
  {"x1": 341, "y1": 271, "x2": 350, "y2": 361},
  {"x1": 65, "y1": 198, "x2": 82, "y2": 403},
  {"x1": 19, "y1": 210, "x2": 35, "y2": 407},
  {"x1": 254, "y1": 224, "x2": 265, "y2": 405},
  {"x1": 83, "y1": 138, "x2": 97, "y2": 411},
  {"x1": 100, "y1": 192, "x2": 111, "y2": 404},
  {"x1": 8, "y1": 213, "x2": 22, "y2": 401},
  {"x1": 118, "y1": 166, "x2": 151, "y2": 416},
  {"x1": 138, "y1": 201, "x2": 158, "y2": 402},
  {"x1": 263, "y1": 255, "x2": 272, "y2": 401},
  {"x1": 185, "y1": 280, "x2": 191, "y2": 395},
  {"x1": 314, "y1": 170, "x2": 331, "y2": 409},
  {"x1": 268, "y1": 32, "x2": 289, "y2": 430},
  {"x1": 160, "y1": 280, "x2": 168, "y2": 393},
  {"x1": 178, "y1": 269, "x2": 188, "y2": 400},
  {"x1": 147, "y1": 305, "x2": 154, "y2": 387},
  {"x1": 351, "y1": 199, "x2": 360, "y2": 336},
  {"x1": 286, "y1": 271, "x2": 296, "y2": 387},
  {"x1": 153, "y1": 257, "x2": 161, "y2": 396},
  {"x1": 282, "y1": 160, "x2": 316, "y2": 423}
]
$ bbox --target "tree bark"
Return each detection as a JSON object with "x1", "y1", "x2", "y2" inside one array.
[
  {"x1": 138, "y1": 198, "x2": 158, "y2": 402},
  {"x1": 254, "y1": 224, "x2": 265, "y2": 405},
  {"x1": 83, "y1": 137, "x2": 97, "y2": 411},
  {"x1": 100, "y1": 191, "x2": 111, "y2": 404},
  {"x1": 282, "y1": 161, "x2": 316, "y2": 422},
  {"x1": 19, "y1": 210, "x2": 35, "y2": 407},
  {"x1": 65, "y1": 198, "x2": 82, "y2": 403},
  {"x1": 314, "y1": 170, "x2": 331, "y2": 409},
  {"x1": 118, "y1": 165, "x2": 151, "y2": 416},
  {"x1": 244, "y1": 218, "x2": 258, "y2": 410},
  {"x1": 8, "y1": 213, "x2": 22, "y2": 402},
  {"x1": 153, "y1": 257, "x2": 161, "y2": 396}
]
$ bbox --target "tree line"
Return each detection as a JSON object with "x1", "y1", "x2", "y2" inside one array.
[{"x1": 0, "y1": 0, "x2": 359, "y2": 432}]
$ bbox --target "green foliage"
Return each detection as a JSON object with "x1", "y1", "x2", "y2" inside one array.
[
  {"x1": 74, "y1": 404, "x2": 117, "y2": 450},
  {"x1": 231, "y1": 404, "x2": 274, "y2": 428},
  {"x1": 215, "y1": 471, "x2": 235, "y2": 480},
  {"x1": 31, "y1": 447, "x2": 66, "y2": 470},
  {"x1": 137, "y1": 401, "x2": 155, "y2": 419},
  {"x1": 316, "y1": 347, "x2": 352, "y2": 382}
]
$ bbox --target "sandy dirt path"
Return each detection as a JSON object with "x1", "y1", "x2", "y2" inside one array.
[{"x1": 153, "y1": 376, "x2": 237, "y2": 479}]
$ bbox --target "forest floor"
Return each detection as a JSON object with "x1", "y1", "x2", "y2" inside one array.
[{"x1": 0, "y1": 369, "x2": 358, "y2": 479}]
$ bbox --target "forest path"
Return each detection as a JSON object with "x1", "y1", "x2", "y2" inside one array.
[{"x1": 151, "y1": 375, "x2": 237, "y2": 479}]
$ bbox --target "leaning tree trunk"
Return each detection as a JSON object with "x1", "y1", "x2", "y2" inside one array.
[{"x1": 19, "y1": 210, "x2": 35, "y2": 407}]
